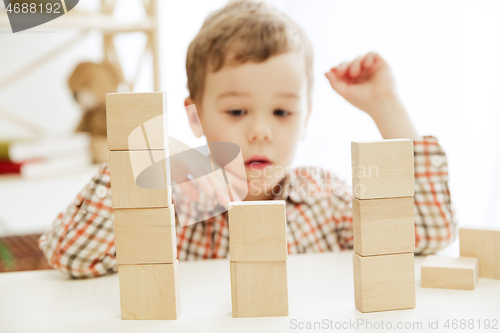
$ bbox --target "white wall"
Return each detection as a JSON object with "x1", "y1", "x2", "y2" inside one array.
[
  {"x1": 0, "y1": 0, "x2": 499, "y2": 230},
  {"x1": 163, "y1": 0, "x2": 500, "y2": 228}
]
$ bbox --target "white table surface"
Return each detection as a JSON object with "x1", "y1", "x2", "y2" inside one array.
[
  {"x1": 1, "y1": 250, "x2": 499, "y2": 333},
  {"x1": 0, "y1": 165, "x2": 99, "y2": 236}
]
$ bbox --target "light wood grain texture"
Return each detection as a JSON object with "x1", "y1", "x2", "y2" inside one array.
[
  {"x1": 353, "y1": 252, "x2": 416, "y2": 313},
  {"x1": 119, "y1": 261, "x2": 180, "y2": 320},
  {"x1": 230, "y1": 261, "x2": 288, "y2": 318},
  {"x1": 114, "y1": 206, "x2": 177, "y2": 265},
  {"x1": 459, "y1": 225, "x2": 500, "y2": 279},
  {"x1": 228, "y1": 201, "x2": 287, "y2": 261},
  {"x1": 351, "y1": 139, "x2": 414, "y2": 199},
  {"x1": 109, "y1": 150, "x2": 171, "y2": 208},
  {"x1": 421, "y1": 255, "x2": 479, "y2": 290},
  {"x1": 353, "y1": 197, "x2": 415, "y2": 256},
  {"x1": 106, "y1": 92, "x2": 168, "y2": 151}
]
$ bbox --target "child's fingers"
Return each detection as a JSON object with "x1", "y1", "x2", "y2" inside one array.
[
  {"x1": 370, "y1": 52, "x2": 388, "y2": 69},
  {"x1": 325, "y1": 69, "x2": 347, "y2": 95},
  {"x1": 335, "y1": 61, "x2": 350, "y2": 77},
  {"x1": 362, "y1": 52, "x2": 376, "y2": 69},
  {"x1": 348, "y1": 56, "x2": 364, "y2": 78}
]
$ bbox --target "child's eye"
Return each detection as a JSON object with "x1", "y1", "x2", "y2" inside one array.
[
  {"x1": 274, "y1": 109, "x2": 291, "y2": 117},
  {"x1": 226, "y1": 109, "x2": 247, "y2": 116}
]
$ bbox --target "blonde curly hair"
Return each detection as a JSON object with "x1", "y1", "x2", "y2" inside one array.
[{"x1": 186, "y1": 0, "x2": 314, "y2": 105}]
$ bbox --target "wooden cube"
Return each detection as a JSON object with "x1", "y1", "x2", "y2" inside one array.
[
  {"x1": 421, "y1": 255, "x2": 479, "y2": 290},
  {"x1": 351, "y1": 139, "x2": 414, "y2": 199},
  {"x1": 353, "y1": 252, "x2": 416, "y2": 313},
  {"x1": 460, "y1": 225, "x2": 500, "y2": 279},
  {"x1": 228, "y1": 201, "x2": 287, "y2": 261},
  {"x1": 114, "y1": 206, "x2": 177, "y2": 265},
  {"x1": 353, "y1": 197, "x2": 415, "y2": 256},
  {"x1": 230, "y1": 261, "x2": 288, "y2": 317},
  {"x1": 106, "y1": 92, "x2": 168, "y2": 151},
  {"x1": 109, "y1": 150, "x2": 171, "y2": 208},
  {"x1": 118, "y1": 261, "x2": 180, "y2": 320}
]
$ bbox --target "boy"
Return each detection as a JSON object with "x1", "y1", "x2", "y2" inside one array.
[{"x1": 39, "y1": 1, "x2": 456, "y2": 278}]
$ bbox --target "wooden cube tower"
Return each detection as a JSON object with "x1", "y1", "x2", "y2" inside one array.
[
  {"x1": 351, "y1": 139, "x2": 416, "y2": 313},
  {"x1": 228, "y1": 201, "x2": 289, "y2": 317},
  {"x1": 106, "y1": 92, "x2": 180, "y2": 320}
]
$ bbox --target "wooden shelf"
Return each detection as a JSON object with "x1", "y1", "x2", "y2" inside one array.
[
  {"x1": 0, "y1": 11, "x2": 153, "y2": 33},
  {"x1": 0, "y1": 0, "x2": 160, "y2": 136}
]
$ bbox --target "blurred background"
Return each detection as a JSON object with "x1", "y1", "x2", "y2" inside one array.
[{"x1": 0, "y1": 0, "x2": 499, "y2": 271}]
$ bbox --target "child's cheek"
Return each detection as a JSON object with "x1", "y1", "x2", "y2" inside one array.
[
  {"x1": 199, "y1": 119, "x2": 225, "y2": 142},
  {"x1": 207, "y1": 123, "x2": 242, "y2": 144},
  {"x1": 278, "y1": 128, "x2": 301, "y2": 166},
  {"x1": 206, "y1": 130, "x2": 234, "y2": 143}
]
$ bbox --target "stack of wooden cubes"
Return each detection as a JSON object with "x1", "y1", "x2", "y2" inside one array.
[
  {"x1": 106, "y1": 92, "x2": 180, "y2": 320},
  {"x1": 351, "y1": 139, "x2": 416, "y2": 313},
  {"x1": 228, "y1": 200, "x2": 289, "y2": 317}
]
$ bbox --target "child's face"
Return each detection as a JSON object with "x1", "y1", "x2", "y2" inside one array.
[{"x1": 186, "y1": 51, "x2": 311, "y2": 199}]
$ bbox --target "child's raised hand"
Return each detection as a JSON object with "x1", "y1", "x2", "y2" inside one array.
[{"x1": 325, "y1": 52, "x2": 400, "y2": 119}]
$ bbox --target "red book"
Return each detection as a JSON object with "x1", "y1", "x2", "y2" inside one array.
[
  {"x1": 0, "y1": 160, "x2": 27, "y2": 174},
  {"x1": 0, "y1": 153, "x2": 92, "y2": 178}
]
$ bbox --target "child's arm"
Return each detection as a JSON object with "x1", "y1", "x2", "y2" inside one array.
[
  {"x1": 38, "y1": 138, "x2": 244, "y2": 277},
  {"x1": 325, "y1": 52, "x2": 421, "y2": 140},
  {"x1": 412, "y1": 135, "x2": 455, "y2": 254},
  {"x1": 38, "y1": 164, "x2": 117, "y2": 278},
  {"x1": 326, "y1": 52, "x2": 457, "y2": 254}
]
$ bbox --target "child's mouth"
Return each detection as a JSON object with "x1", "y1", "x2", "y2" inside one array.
[{"x1": 245, "y1": 155, "x2": 272, "y2": 170}]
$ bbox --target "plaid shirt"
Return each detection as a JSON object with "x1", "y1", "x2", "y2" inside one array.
[{"x1": 39, "y1": 135, "x2": 456, "y2": 278}]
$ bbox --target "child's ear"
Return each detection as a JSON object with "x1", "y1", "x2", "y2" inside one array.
[{"x1": 184, "y1": 97, "x2": 204, "y2": 138}]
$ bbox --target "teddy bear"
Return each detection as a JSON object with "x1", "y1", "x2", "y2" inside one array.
[{"x1": 67, "y1": 61, "x2": 122, "y2": 163}]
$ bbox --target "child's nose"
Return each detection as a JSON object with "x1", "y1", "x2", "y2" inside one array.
[{"x1": 247, "y1": 123, "x2": 273, "y2": 143}]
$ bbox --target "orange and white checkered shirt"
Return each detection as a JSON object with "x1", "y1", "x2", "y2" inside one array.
[{"x1": 39, "y1": 135, "x2": 456, "y2": 278}]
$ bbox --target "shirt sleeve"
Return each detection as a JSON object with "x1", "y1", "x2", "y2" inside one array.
[
  {"x1": 413, "y1": 135, "x2": 457, "y2": 254},
  {"x1": 326, "y1": 173, "x2": 354, "y2": 251},
  {"x1": 38, "y1": 163, "x2": 224, "y2": 277},
  {"x1": 38, "y1": 163, "x2": 117, "y2": 278}
]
